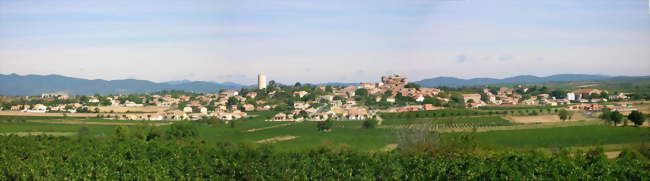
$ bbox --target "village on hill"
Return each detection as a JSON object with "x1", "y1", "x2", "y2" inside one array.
[{"x1": 0, "y1": 74, "x2": 641, "y2": 122}]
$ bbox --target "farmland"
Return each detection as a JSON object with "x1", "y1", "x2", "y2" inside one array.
[
  {"x1": 1, "y1": 110, "x2": 648, "y2": 153},
  {"x1": 1, "y1": 110, "x2": 649, "y2": 179},
  {"x1": 460, "y1": 125, "x2": 650, "y2": 148}
]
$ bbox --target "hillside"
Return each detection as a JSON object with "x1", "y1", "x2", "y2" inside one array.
[
  {"x1": 413, "y1": 74, "x2": 649, "y2": 87},
  {"x1": 0, "y1": 74, "x2": 244, "y2": 96}
]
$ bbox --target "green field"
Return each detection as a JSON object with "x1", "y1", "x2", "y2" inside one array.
[
  {"x1": 469, "y1": 125, "x2": 650, "y2": 148},
  {"x1": 381, "y1": 116, "x2": 516, "y2": 128},
  {"x1": 380, "y1": 109, "x2": 489, "y2": 119},
  {"x1": 1, "y1": 112, "x2": 648, "y2": 152}
]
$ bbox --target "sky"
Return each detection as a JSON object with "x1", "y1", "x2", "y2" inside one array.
[{"x1": 0, "y1": 0, "x2": 648, "y2": 84}]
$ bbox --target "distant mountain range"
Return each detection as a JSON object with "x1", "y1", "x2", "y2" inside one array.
[
  {"x1": 413, "y1": 74, "x2": 650, "y2": 87},
  {"x1": 0, "y1": 74, "x2": 245, "y2": 96},
  {"x1": 1, "y1": 73, "x2": 648, "y2": 96}
]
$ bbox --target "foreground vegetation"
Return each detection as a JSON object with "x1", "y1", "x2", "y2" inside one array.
[{"x1": 1, "y1": 135, "x2": 649, "y2": 180}]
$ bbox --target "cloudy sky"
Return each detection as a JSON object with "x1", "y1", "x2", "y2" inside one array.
[{"x1": 0, "y1": 0, "x2": 648, "y2": 84}]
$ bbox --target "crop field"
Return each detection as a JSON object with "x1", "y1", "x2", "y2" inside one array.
[
  {"x1": 466, "y1": 125, "x2": 650, "y2": 148},
  {"x1": 380, "y1": 109, "x2": 489, "y2": 119},
  {"x1": 1, "y1": 111, "x2": 648, "y2": 152},
  {"x1": 380, "y1": 116, "x2": 516, "y2": 128}
]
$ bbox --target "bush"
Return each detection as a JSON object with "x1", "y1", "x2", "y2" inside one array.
[
  {"x1": 77, "y1": 126, "x2": 90, "y2": 137},
  {"x1": 114, "y1": 126, "x2": 129, "y2": 140},
  {"x1": 362, "y1": 119, "x2": 377, "y2": 129},
  {"x1": 0, "y1": 136, "x2": 648, "y2": 180},
  {"x1": 317, "y1": 119, "x2": 334, "y2": 132},
  {"x1": 166, "y1": 123, "x2": 198, "y2": 139}
]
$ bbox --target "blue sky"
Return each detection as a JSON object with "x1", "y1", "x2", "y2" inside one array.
[{"x1": 0, "y1": 0, "x2": 648, "y2": 84}]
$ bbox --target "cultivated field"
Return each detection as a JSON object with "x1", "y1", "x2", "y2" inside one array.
[
  {"x1": 505, "y1": 113, "x2": 595, "y2": 123},
  {"x1": 0, "y1": 109, "x2": 647, "y2": 153}
]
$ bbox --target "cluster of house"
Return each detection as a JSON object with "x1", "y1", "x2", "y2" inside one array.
[
  {"x1": 9, "y1": 103, "x2": 84, "y2": 113},
  {"x1": 461, "y1": 88, "x2": 625, "y2": 109},
  {"x1": 268, "y1": 74, "x2": 442, "y2": 121},
  {"x1": 6, "y1": 74, "x2": 636, "y2": 121},
  {"x1": 568, "y1": 102, "x2": 638, "y2": 112}
]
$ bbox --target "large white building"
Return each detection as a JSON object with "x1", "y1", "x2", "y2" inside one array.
[
  {"x1": 567, "y1": 92, "x2": 576, "y2": 101},
  {"x1": 258, "y1": 74, "x2": 267, "y2": 89}
]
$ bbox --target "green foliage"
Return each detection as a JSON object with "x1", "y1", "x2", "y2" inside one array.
[
  {"x1": 404, "y1": 83, "x2": 421, "y2": 89},
  {"x1": 362, "y1": 119, "x2": 377, "y2": 129},
  {"x1": 355, "y1": 88, "x2": 369, "y2": 97},
  {"x1": 114, "y1": 126, "x2": 129, "y2": 140},
  {"x1": 628, "y1": 111, "x2": 646, "y2": 126},
  {"x1": 558, "y1": 109, "x2": 570, "y2": 121},
  {"x1": 0, "y1": 136, "x2": 648, "y2": 180},
  {"x1": 317, "y1": 119, "x2": 334, "y2": 131},
  {"x1": 226, "y1": 97, "x2": 239, "y2": 106},
  {"x1": 166, "y1": 123, "x2": 198, "y2": 139},
  {"x1": 610, "y1": 111, "x2": 624, "y2": 125}
]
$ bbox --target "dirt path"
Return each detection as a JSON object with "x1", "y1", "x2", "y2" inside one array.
[
  {"x1": 28, "y1": 120, "x2": 172, "y2": 126},
  {"x1": 246, "y1": 123, "x2": 294, "y2": 132},
  {"x1": 605, "y1": 151, "x2": 621, "y2": 159},
  {"x1": 380, "y1": 144, "x2": 398, "y2": 152},
  {"x1": 256, "y1": 135, "x2": 297, "y2": 143}
]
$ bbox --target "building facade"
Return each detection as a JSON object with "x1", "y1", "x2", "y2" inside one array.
[{"x1": 258, "y1": 74, "x2": 267, "y2": 89}]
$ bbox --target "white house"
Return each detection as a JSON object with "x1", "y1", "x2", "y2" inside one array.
[
  {"x1": 567, "y1": 92, "x2": 576, "y2": 101},
  {"x1": 28, "y1": 104, "x2": 48, "y2": 113}
]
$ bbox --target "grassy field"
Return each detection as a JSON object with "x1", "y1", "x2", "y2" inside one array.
[
  {"x1": 1, "y1": 111, "x2": 648, "y2": 152},
  {"x1": 467, "y1": 125, "x2": 650, "y2": 148},
  {"x1": 380, "y1": 116, "x2": 516, "y2": 127}
]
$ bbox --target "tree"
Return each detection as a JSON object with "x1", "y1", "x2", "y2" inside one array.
[
  {"x1": 610, "y1": 111, "x2": 624, "y2": 126},
  {"x1": 589, "y1": 93, "x2": 601, "y2": 100},
  {"x1": 227, "y1": 97, "x2": 239, "y2": 106},
  {"x1": 114, "y1": 126, "x2": 130, "y2": 140},
  {"x1": 422, "y1": 96, "x2": 442, "y2": 106},
  {"x1": 93, "y1": 107, "x2": 100, "y2": 113},
  {"x1": 558, "y1": 109, "x2": 570, "y2": 121},
  {"x1": 317, "y1": 119, "x2": 334, "y2": 132},
  {"x1": 355, "y1": 88, "x2": 369, "y2": 97},
  {"x1": 600, "y1": 92, "x2": 609, "y2": 99},
  {"x1": 479, "y1": 92, "x2": 489, "y2": 103},
  {"x1": 325, "y1": 86, "x2": 333, "y2": 93},
  {"x1": 166, "y1": 123, "x2": 198, "y2": 139},
  {"x1": 627, "y1": 111, "x2": 645, "y2": 126},
  {"x1": 294, "y1": 82, "x2": 302, "y2": 87},
  {"x1": 600, "y1": 108, "x2": 612, "y2": 125},
  {"x1": 362, "y1": 119, "x2": 377, "y2": 129},
  {"x1": 404, "y1": 83, "x2": 421, "y2": 89}
]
